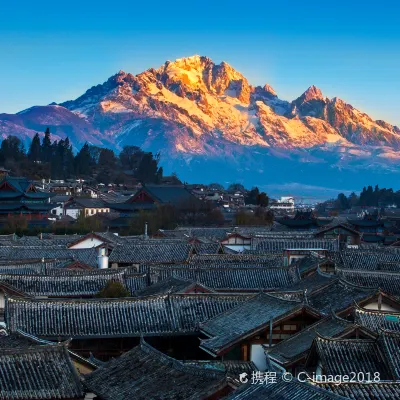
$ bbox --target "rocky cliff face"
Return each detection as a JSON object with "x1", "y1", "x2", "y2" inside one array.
[{"x1": 1, "y1": 55, "x2": 400, "y2": 187}]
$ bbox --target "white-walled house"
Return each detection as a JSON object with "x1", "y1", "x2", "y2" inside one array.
[{"x1": 64, "y1": 198, "x2": 110, "y2": 219}]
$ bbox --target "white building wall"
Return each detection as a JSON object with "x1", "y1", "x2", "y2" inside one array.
[
  {"x1": 66, "y1": 209, "x2": 81, "y2": 219},
  {"x1": 69, "y1": 237, "x2": 105, "y2": 249}
]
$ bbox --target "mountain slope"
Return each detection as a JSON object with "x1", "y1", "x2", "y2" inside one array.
[{"x1": 1, "y1": 55, "x2": 400, "y2": 190}]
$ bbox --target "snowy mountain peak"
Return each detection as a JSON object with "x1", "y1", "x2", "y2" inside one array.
[
  {"x1": 298, "y1": 85, "x2": 325, "y2": 103},
  {"x1": 2, "y1": 55, "x2": 400, "y2": 187}
]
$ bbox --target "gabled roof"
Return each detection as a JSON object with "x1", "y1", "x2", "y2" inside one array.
[
  {"x1": 65, "y1": 198, "x2": 108, "y2": 209},
  {"x1": 150, "y1": 265, "x2": 301, "y2": 292},
  {"x1": 6, "y1": 293, "x2": 249, "y2": 339},
  {"x1": 84, "y1": 339, "x2": 228, "y2": 400},
  {"x1": 251, "y1": 238, "x2": 339, "y2": 252},
  {"x1": 283, "y1": 268, "x2": 336, "y2": 292},
  {"x1": 338, "y1": 248, "x2": 400, "y2": 270},
  {"x1": 309, "y1": 336, "x2": 393, "y2": 379},
  {"x1": 127, "y1": 185, "x2": 197, "y2": 205},
  {"x1": 200, "y1": 292, "x2": 321, "y2": 356},
  {"x1": 0, "y1": 344, "x2": 83, "y2": 399},
  {"x1": 355, "y1": 304, "x2": 400, "y2": 333},
  {"x1": 316, "y1": 222, "x2": 360, "y2": 236},
  {"x1": 189, "y1": 253, "x2": 285, "y2": 267},
  {"x1": 0, "y1": 270, "x2": 126, "y2": 297},
  {"x1": 308, "y1": 279, "x2": 377, "y2": 315},
  {"x1": 379, "y1": 329, "x2": 400, "y2": 379},
  {"x1": 134, "y1": 276, "x2": 213, "y2": 297},
  {"x1": 193, "y1": 241, "x2": 222, "y2": 254},
  {"x1": 109, "y1": 242, "x2": 194, "y2": 264},
  {"x1": 337, "y1": 267, "x2": 400, "y2": 296},
  {"x1": 267, "y1": 314, "x2": 354, "y2": 366},
  {"x1": 0, "y1": 247, "x2": 99, "y2": 267}
]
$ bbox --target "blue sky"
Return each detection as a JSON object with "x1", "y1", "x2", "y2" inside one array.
[{"x1": 1, "y1": 0, "x2": 399, "y2": 126}]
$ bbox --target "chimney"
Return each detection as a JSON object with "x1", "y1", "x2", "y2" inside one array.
[
  {"x1": 97, "y1": 247, "x2": 109, "y2": 269},
  {"x1": 144, "y1": 222, "x2": 148, "y2": 239}
]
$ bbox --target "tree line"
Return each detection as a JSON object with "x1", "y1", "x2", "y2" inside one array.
[
  {"x1": 322, "y1": 185, "x2": 400, "y2": 211},
  {"x1": 0, "y1": 129, "x2": 163, "y2": 184}
]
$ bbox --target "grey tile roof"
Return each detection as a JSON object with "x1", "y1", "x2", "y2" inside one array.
[
  {"x1": 337, "y1": 268, "x2": 400, "y2": 296},
  {"x1": 0, "y1": 261, "x2": 63, "y2": 275},
  {"x1": 313, "y1": 336, "x2": 392, "y2": 379},
  {"x1": 338, "y1": 249, "x2": 400, "y2": 270},
  {"x1": 308, "y1": 280, "x2": 377, "y2": 314},
  {"x1": 225, "y1": 377, "x2": 345, "y2": 399},
  {"x1": 150, "y1": 265, "x2": 300, "y2": 291},
  {"x1": 123, "y1": 273, "x2": 148, "y2": 295},
  {"x1": 84, "y1": 339, "x2": 227, "y2": 400},
  {"x1": 379, "y1": 330, "x2": 400, "y2": 379},
  {"x1": 267, "y1": 315, "x2": 353, "y2": 366},
  {"x1": 188, "y1": 253, "x2": 285, "y2": 267},
  {"x1": 252, "y1": 238, "x2": 339, "y2": 252},
  {"x1": 355, "y1": 306, "x2": 400, "y2": 332},
  {"x1": 200, "y1": 293, "x2": 319, "y2": 356},
  {"x1": 134, "y1": 276, "x2": 209, "y2": 297},
  {"x1": 317, "y1": 381, "x2": 400, "y2": 400},
  {"x1": 0, "y1": 344, "x2": 83, "y2": 399},
  {"x1": 175, "y1": 227, "x2": 233, "y2": 240},
  {"x1": 16, "y1": 234, "x2": 83, "y2": 247},
  {"x1": 0, "y1": 247, "x2": 99, "y2": 267},
  {"x1": 193, "y1": 242, "x2": 222, "y2": 254},
  {"x1": 0, "y1": 330, "x2": 51, "y2": 349},
  {"x1": 0, "y1": 270, "x2": 126, "y2": 297},
  {"x1": 283, "y1": 269, "x2": 336, "y2": 292},
  {"x1": 109, "y1": 242, "x2": 193, "y2": 264},
  {"x1": 6, "y1": 294, "x2": 248, "y2": 339}
]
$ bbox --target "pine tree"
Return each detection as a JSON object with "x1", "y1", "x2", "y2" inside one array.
[
  {"x1": 28, "y1": 133, "x2": 41, "y2": 162},
  {"x1": 41, "y1": 127, "x2": 52, "y2": 163},
  {"x1": 74, "y1": 142, "x2": 93, "y2": 176}
]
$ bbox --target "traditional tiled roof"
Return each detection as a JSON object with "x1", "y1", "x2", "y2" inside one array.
[
  {"x1": 312, "y1": 336, "x2": 393, "y2": 379},
  {"x1": 0, "y1": 270, "x2": 125, "y2": 297},
  {"x1": 16, "y1": 234, "x2": 83, "y2": 247},
  {"x1": 6, "y1": 293, "x2": 248, "y2": 339},
  {"x1": 0, "y1": 330, "x2": 52, "y2": 349},
  {"x1": 267, "y1": 315, "x2": 353, "y2": 366},
  {"x1": 84, "y1": 339, "x2": 228, "y2": 400},
  {"x1": 0, "y1": 344, "x2": 83, "y2": 399},
  {"x1": 338, "y1": 249, "x2": 400, "y2": 270},
  {"x1": 316, "y1": 222, "x2": 360, "y2": 236},
  {"x1": 175, "y1": 227, "x2": 232, "y2": 240},
  {"x1": 0, "y1": 261, "x2": 62, "y2": 275},
  {"x1": 308, "y1": 280, "x2": 377, "y2": 314},
  {"x1": 379, "y1": 329, "x2": 400, "y2": 379},
  {"x1": 283, "y1": 269, "x2": 335, "y2": 292},
  {"x1": 355, "y1": 305, "x2": 400, "y2": 332},
  {"x1": 317, "y1": 381, "x2": 400, "y2": 400},
  {"x1": 193, "y1": 242, "x2": 222, "y2": 254},
  {"x1": 123, "y1": 273, "x2": 148, "y2": 295},
  {"x1": 188, "y1": 253, "x2": 284, "y2": 267},
  {"x1": 134, "y1": 276, "x2": 212, "y2": 297},
  {"x1": 225, "y1": 377, "x2": 344, "y2": 399},
  {"x1": 150, "y1": 265, "x2": 300, "y2": 291},
  {"x1": 109, "y1": 242, "x2": 193, "y2": 264},
  {"x1": 200, "y1": 293, "x2": 320, "y2": 356},
  {"x1": 297, "y1": 254, "x2": 326, "y2": 275},
  {"x1": 0, "y1": 247, "x2": 99, "y2": 267},
  {"x1": 251, "y1": 238, "x2": 339, "y2": 252},
  {"x1": 337, "y1": 268, "x2": 400, "y2": 296}
]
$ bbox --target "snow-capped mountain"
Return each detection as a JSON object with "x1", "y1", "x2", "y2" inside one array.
[{"x1": 1, "y1": 55, "x2": 400, "y2": 189}]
